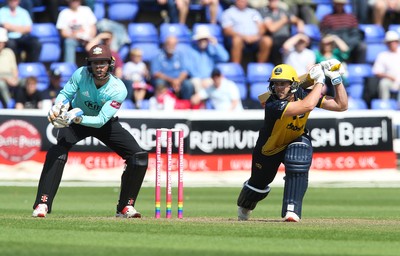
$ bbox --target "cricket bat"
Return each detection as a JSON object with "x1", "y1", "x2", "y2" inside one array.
[{"x1": 257, "y1": 63, "x2": 341, "y2": 104}]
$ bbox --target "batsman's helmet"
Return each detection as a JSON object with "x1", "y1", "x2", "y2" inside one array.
[
  {"x1": 269, "y1": 64, "x2": 299, "y2": 96},
  {"x1": 86, "y1": 44, "x2": 115, "y2": 75}
]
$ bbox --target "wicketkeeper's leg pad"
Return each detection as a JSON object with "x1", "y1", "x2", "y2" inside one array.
[
  {"x1": 237, "y1": 181, "x2": 270, "y2": 210},
  {"x1": 33, "y1": 145, "x2": 69, "y2": 213},
  {"x1": 117, "y1": 152, "x2": 148, "y2": 212},
  {"x1": 281, "y1": 139, "x2": 312, "y2": 218}
]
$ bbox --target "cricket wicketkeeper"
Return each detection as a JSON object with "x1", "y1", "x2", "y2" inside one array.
[
  {"x1": 32, "y1": 44, "x2": 148, "y2": 218},
  {"x1": 237, "y1": 59, "x2": 348, "y2": 222}
]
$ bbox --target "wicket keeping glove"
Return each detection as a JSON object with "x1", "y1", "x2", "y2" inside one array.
[
  {"x1": 48, "y1": 99, "x2": 70, "y2": 126},
  {"x1": 308, "y1": 64, "x2": 325, "y2": 85}
]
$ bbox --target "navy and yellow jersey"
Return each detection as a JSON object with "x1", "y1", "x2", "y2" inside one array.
[
  {"x1": 259, "y1": 88, "x2": 324, "y2": 156},
  {"x1": 55, "y1": 67, "x2": 127, "y2": 128}
]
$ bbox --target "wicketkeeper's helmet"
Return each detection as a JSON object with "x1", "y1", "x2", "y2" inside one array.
[{"x1": 86, "y1": 44, "x2": 115, "y2": 76}]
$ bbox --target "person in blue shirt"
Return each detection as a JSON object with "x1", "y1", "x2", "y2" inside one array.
[
  {"x1": 189, "y1": 26, "x2": 229, "y2": 93},
  {"x1": 151, "y1": 36, "x2": 194, "y2": 100},
  {"x1": 32, "y1": 44, "x2": 148, "y2": 219}
]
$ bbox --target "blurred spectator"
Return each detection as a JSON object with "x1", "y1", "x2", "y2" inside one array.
[
  {"x1": 319, "y1": 0, "x2": 366, "y2": 63},
  {"x1": 315, "y1": 34, "x2": 349, "y2": 94},
  {"x1": 315, "y1": 34, "x2": 349, "y2": 64},
  {"x1": 283, "y1": 0, "x2": 317, "y2": 24},
  {"x1": 189, "y1": 26, "x2": 229, "y2": 93},
  {"x1": 19, "y1": 0, "x2": 43, "y2": 20},
  {"x1": 56, "y1": 0, "x2": 97, "y2": 64},
  {"x1": 85, "y1": 31, "x2": 123, "y2": 79},
  {"x1": 282, "y1": 33, "x2": 315, "y2": 76},
  {"x1": 372, "y1": 31, "x2": 400, "y2": 100},
  {"x1": 196, "y1": 0, "x2": 221, "y2": 24},
  {"x1": 41, "y1": 68, "x2": 63, "y2": 105},
  {"x1": 0, "y1": 0, "x2": 42, "y2": 63},
  {"x1": 259, "y1": 0, "x2": 305, "y2": 65},
  {"x1": 148, "y1": 83, "x2": 179, "y2": 110},
  {"x1": 351, "y1": 0, "x2": 373, "y2": 24},
  {"x1": 157, "y1": 0, "x2": 189, "y2": 24},
  {"x1": 14, "y1": 76, "x2": 42, "y2": 109},
  {"x1": 221, "y1": 0, "x2": 272, "y2": 64},
  {"x1": 372, "y1": 0, "x2": 400, "y2": 27},
  {"x1": 191, "y1": 68, "x2": 243, "y2": 111},
  {"x1": 122, "y1": 48, "x2": 152, "y2": 109},
  {"x1": 151, "y1": 36, "x2": 194, "y2": 100},
  {"x1": 45, "y1": 0, "x2": 95, "y2": 23},
  {"x1": 0, "y1": 27, "x2": 19, "y2": 108}
]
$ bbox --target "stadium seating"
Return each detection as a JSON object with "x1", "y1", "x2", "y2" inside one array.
[
  {"x1": 291, "y1": 24, "x2": 321, "y2": 42},
  {"x1": 159, "y1": 23, "x2": 191, "y2": 44},
  {"x1": 346, "y1": 84, "x2": 364, "y2": 99},
  {"x1": 30, "y1": 23, "x2": 61, "y2": 63},
  {"x1": 347, "y1": 98, "x2": 368, "y2": 110},
  {"x1": 365, "y1": 43, "x2": 387, "y2": 64},
  {"x1": 128, "y1": 23, "x2": 159, "y2": 44},
  {"x1": 249, "y1": 83, "x2": 268, "y2": 102},
  {"x1": 216, "y1": 62, "x2": 246, "y2": 84},
  {"x1": 50, "y1": 62, "x2": 78, "y2": 87},
  {"x1": 346, "y1": 63, "x2": 373, "y2": 84},
  {"x1": 388, "y1": 24, "x2": 400, "y2": 35},
  {"x1": 130, "y1": 43, "x2": 161, "y2": 62},
  {"x1": 192, "y1": 23, "x2": 224, "y2": 44},
  {"x1": 315, "y1": 3, "x2": 352, "y2": 21},
  {"x1": 18, "y1": 62, "x2": 50, "y2": 91},
  {"x1": 107, "y1": 1, "x2": 139, "y2": 22},
  {"x1": 246, "y1": 62, "x2": 274, "y2": 84},
  {"x1": 236, "y1": 83, "x2": 248, "y2": 100},
  {"x1": 94, "y1": 2, "x2": 106, "y2": 20},
  {"x1": 371, "y1": 99, "x2": 398, "y2": 110},
  {"x1": 359, "y1": 24, "x2": 385, "y2": 43}
]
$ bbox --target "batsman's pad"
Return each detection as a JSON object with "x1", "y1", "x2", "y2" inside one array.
[
  {"x1": 237, "y1": 181, "x2": 270, "y2": 210},
  {"x1": 281, "y1": 137, "x2": 312, "y2": 218}
]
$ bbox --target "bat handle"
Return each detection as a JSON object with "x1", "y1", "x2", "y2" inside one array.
[{"x1": 330, "y1": 63, "x2": 341, "y2": 71}]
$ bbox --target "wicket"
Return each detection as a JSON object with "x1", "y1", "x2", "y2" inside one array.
[{"x1": 155, "y1": 128, "x2": 184, "y2": 219}]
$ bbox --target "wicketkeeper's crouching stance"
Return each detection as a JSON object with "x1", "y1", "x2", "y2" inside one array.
[
  {"x1": 32, "y1": 44, "x2": 148, "y2": 218},
  {"x1": 237, "y1": 59, "x2": 348, "y2": 222}
]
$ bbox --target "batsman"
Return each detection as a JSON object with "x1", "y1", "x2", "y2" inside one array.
[
  {"x1": 237, "y1": 59, "x2": 348, "y2": 222},
  {"x1": 32, "y1": 44, "x2": 148, "y2": 218}
]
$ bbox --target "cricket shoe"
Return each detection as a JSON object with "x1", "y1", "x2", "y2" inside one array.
[
  {"x1": 283, "y1": 211, "x2": 300, "y2": 222},
  {"x1": 237, "y1": 206, "x2": 252, "y2": 221},
  {"x1": 32, "y1": 203, "x2": 48, "y2": 218},
  {"x1": 116, "y1": 206, "x2": 141, "y2": 218}
]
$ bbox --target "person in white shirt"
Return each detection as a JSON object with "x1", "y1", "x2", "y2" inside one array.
[
  {"x1": 282, "y1": 33, "x2": 316, "y2": 76},
  {"x1": 191, "y1": 68, "x2": 244, "y2": 111},
  {"x1": 56, "y1": 0, "x2": 97, "y2": 64},
  {"x1": 372, "y1": 30, "x2": 400, "y2": 100}
]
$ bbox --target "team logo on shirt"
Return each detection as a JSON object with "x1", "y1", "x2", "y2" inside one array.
[{"x1": 110, "y1": 100, "x2": 121, "y2": 109}]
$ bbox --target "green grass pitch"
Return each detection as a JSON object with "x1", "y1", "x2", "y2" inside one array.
[{"x1": 1, "y1": 186, "x2": 399, "y2": 255}]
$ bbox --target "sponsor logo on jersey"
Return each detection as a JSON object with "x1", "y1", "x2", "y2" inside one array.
[{"x1": 110, "y1": 100, "x2": 121, "y2": 109}]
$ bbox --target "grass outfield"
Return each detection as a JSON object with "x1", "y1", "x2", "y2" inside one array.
[{"x1": 1, "y1": 186, "x2": 399, "y2": 256}]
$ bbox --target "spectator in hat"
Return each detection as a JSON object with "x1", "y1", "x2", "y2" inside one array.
[
  {"x1": 372, "y1": 30, "x2": 400, "y2": 100},
  {"x1": 0, "y1": 0, "x2": 42, "y2": 63},
  {"x1": 0, "y1": 27, "x2": 19, "y2": 108},
  {"x1": 189, "y1": 26, "x2": 229, "y2": 93},
  {"x1": 191, "y1": 68, "x2": 243, "y2": 111},
  {"x1": 282, "y1": 33, "x2": 315, "y2": 76}
]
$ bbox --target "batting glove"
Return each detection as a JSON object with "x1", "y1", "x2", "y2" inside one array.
[
  {"x1": 65, "y1": 108, "x2": 84, "y2": 125},
  {"x1": 308, "y1": 64, "x2": 325, "y2": 85},
  {"x1": 324, "y1": 69, "x2": 343, "y2": 86},
  {"x1": 48, "y1": 99, "x2": 70, "y2": 124},
  {"x1": 320, "y1": 59, "x2": 342, "y2": 72}
]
